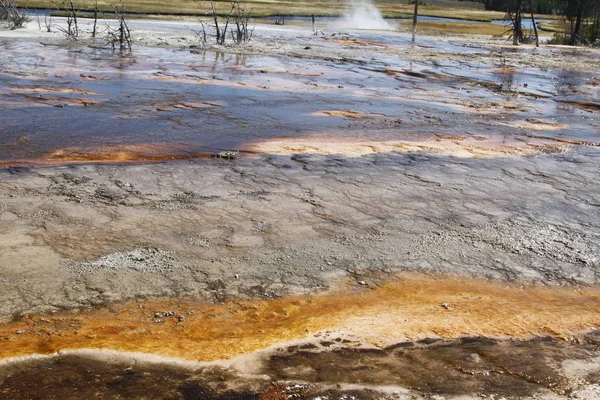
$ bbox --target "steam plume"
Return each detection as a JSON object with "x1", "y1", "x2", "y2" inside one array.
[{"x1": 338, "y1": 0, "x2": 394, "y2": 30}]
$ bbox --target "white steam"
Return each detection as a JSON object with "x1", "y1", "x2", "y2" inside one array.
[{"x1": 337, "y1": 0, "x2": 394, "y2": 30}]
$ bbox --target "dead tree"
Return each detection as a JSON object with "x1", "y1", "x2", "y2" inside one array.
[
  {"x1": 56, "y1": 0, "x2": 79, "y2": 38},
  {"x1": 210, "y1": 0, "x2": 230, "y2": 45},
  {"x1": 512, "y1": 5, "x2": 523, "y2": 44},
  {"x1": 504, "y1": 0, "x2": 524, "y2": 45},
  {"x1": 192, "y1": 20, "x2": 208, "y2": 45},
  {"x1": 529, "y1": 8, "x2": 539, "y2": 46},
  {"x1": 0, "y1": 0, "x2": 29, "y2": 30},
  {"x1": 44, "y1": 14, "x2": 52, "y2": 32},
  {"x1": 106, "y1": 4, "x2": 132, "y2": 51},
  {"x1": 195, "y1": 0, "x2": 253, "y2": 46},
  {"x1": 231, "y1": 0, "x2": 253, "y2": 44},
  {"x1": 92, "y1": 0, "x2": 98, "y2": 38},
  {"x1": 411, "y1": 0, "x2": 419, "y2": 42}
]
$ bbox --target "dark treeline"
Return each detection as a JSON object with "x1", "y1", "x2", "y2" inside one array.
[
  {"x1": 485, "y1": 0, "x2": 555, "y2": 14},
  {"x1": 484, "y1": 0, "x2": 600, "y2": 44}
]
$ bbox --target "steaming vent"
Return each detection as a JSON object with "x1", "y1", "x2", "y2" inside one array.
[{"x1": 338, "y1": 0, "x2": 395, "y2": 30}]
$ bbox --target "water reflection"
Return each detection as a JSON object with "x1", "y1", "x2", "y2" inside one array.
[
  {"x1": 497, "y1": 67, "x2": 517, "y2": 93},
  {"x1": 0, "y1": 39, "x2": 598, "y2": 166}
]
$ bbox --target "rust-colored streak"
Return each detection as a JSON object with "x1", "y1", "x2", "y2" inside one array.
[
  {"x1": 44, "y1": 144, "x2": 198, "y2": 164},
  {"x1": 21, "y1": 95, "x2": 100, "y2": 107},
  {"x1": 1, "y1": 276, "x2": 599, "y2": 362},
  {"x1": 312, "y1": 110, "x2": 366, "y2": 118},
  {"x1": 0, "y1": 143, "x2": 211, "y2": 168}
]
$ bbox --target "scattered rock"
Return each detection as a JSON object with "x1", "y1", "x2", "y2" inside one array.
[
  {"x1": 69, "y1": 248, "x2": 180, "y2": 274},
  {"x1": 213, "y1": 150, "x2": 239, "y2": 159}
]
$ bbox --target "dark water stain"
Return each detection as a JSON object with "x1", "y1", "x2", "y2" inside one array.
[
  {"x1": 179, "y1": 385, "x2": 260, "y2": 400},
  {"x1": 0, "y1": 355, "x2": 255, "y2": 400},
  {"x1": 264, "y1": 333, "x2": 600, "y2": 398},
  {"x1": 2, "y1": 333, "x2": 600, "y2": 399}
]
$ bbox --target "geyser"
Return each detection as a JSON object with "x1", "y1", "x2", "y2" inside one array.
[{"x1": 338, "y1": 0, "x2": 394, "y2": 30}]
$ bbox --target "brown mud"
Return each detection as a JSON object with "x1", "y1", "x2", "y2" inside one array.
[{"x1": 2, "y1": 333, "x2": 600, "y2": 399}]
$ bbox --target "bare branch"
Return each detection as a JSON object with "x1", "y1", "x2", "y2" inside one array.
[
  {"x1": 55, "y1": 0, "x2": 79, "y2": 39},
  {"x1": 194, "y1": 0, "x2": 253, "y2": 46},
  {"x1": 0, "y1": 0, "x2": 29, "y2": 30},
  {"x1": 106, "y1": 2, "x2": 132, "y2": 51}
]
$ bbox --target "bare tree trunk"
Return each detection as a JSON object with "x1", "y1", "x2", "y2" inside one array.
[
  {"x1": 593, "y1": 6, "x2": 600, "y2": 42},
  {"x1": 56, "y1": 0, "x2": 79, "y2": 38},
  {"x1": 221, "y1": 0, "x2": 233, "y2": 44},
  {"x1": 570, "y1": 8, "x2": 584, "y2": 44},
  {"x1": 92, "y1": 0, "x2": 98, "y2": 38},
  {"x1": 210, "y1": 0, "x2": 222, "y2": 44},
  {"x1": 512, "y1": 0, "x2": 522, "y2": 45},
  {"x1": 44, "y1": 15, "x2": 52, "y2": 32},
  {"x1": 530, "y1": 10, "x2": 539, "y2": 46},
  {"x1": 0, "y1": 0, "x2": 30, "y2": 29},
  {"x1": 411, "y1": 0, "x2": 419, "y2": 42},
  {"x1": 68, "y1": 0, "x2": 78, "y2": 37},
  {"x1": 107, "y1": 4, "x2": 132, "y2": 51}
]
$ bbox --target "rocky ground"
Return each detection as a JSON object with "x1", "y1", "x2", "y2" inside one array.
[{"x1": 1, "y1": 148, "x2": 599, "y2": 318}]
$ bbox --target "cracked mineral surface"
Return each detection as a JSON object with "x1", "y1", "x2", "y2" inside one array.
[{"x1": 1, "y1": 13, "x2": 600, "y2": 400}]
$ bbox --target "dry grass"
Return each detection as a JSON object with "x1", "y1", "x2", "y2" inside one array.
[
  {"x1": 539, "y1": 20, "x2": 566, "y2": 33},
  {"x1": 1, "y1": 274, "x2": 599, "y2": 362},
  {"x1": 16, "y1": 0, "x2": 521, "y2": 21},
  {"x1": 401, "y1": 20, "x2": 509, "y2": 35}
]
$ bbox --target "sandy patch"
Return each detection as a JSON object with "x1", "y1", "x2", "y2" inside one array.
[
  {"x1": 248, "y1": 136, "x2": 567, "y2": 158},
  {"x1": 12, "y1": 87, "x2": 100, "y2": 95},
  {"x1": 508, "y1": 118, "x2": 570, "y2": 131}
]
